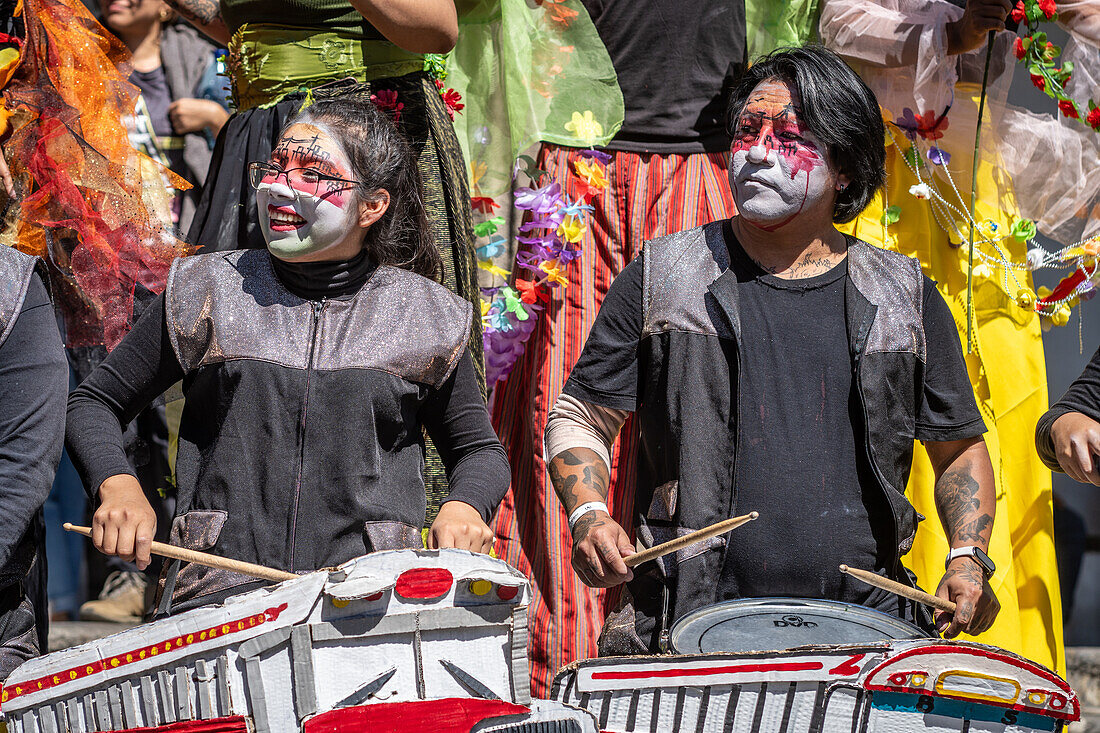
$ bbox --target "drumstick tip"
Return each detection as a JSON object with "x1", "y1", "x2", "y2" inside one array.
[
  {"x1": 839, "y1": 564, "x2": 850, "y2": 573},
  {"x1": 62, "y1": 522, "x2": 74, "y2": 532},
  {"x1": 749, "y1": 511, "x2": 759, "y2": 520}
]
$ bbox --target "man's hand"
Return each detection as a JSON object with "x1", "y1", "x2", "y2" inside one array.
[
  {"x1": 934, "y1": 557, "x2": 1000, "y2": 637},
  {"x1": 1050, "y1": 411, "x2": 1100, "y2": 485},
  {"x1": 946, "y1": 0, "x2": 1013, "y2": 55},
  {"x1": 427, "y1": 501, "x2": 494, "y2": 554},
  {"x1": 571, "y1": 510, "x2": 634, "y2": 588},
  {"x1": 93, "y1": 474, "x2": 157, "y2": 571}
]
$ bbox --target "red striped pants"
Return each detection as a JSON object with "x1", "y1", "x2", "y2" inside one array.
[{"x1": 490, "y1": 143, "x2": 735, "y2": 697}]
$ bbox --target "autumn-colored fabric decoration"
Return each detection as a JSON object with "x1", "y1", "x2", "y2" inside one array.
[{"x1": 1, "y1": 0, "x2": 191, "y2": 347}]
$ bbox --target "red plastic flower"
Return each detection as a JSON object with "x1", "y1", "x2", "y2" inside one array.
[
  {"x1": 515, "y1": 278, "x2": 549, "y2": 304},
  {"x1": 1087, "y1": 107, "x2": 1100, "y2": 130},
  {"x1": 442, "y1": 88, "x2": 465, "y2": 120},
  {"x1": 1014, "y1": 37, "x2": 1026, "y2": 59},
  {"x1": 1011, "y1": 0, "x2": 1026, "y2": 22},
  {"x1": 471, "y1": 196, "x2": 500, "y2": 214},
  {"x1": 370, "y1": 89, "x2": 404, "y2": 124},
  {"x1": 915, "y1": 109, "x2": 949, "y2": 141},
  {"x1": 1038, "y1": 0, "x2": 1057, "y2": 19},
  {"x1": 1031, "y1": 73, "x2": 1046, "y2": 91},
  {"x1": 1059, "y1": 99, "x2": 1079, "y2": 118}
]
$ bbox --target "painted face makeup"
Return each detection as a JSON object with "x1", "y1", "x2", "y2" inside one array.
[
  {"x1": 255, "y1": 123, "x2": 361, "y2": 261},
  {"x1": 728, "y1": 80, "x2": 836, "y2": 231}
]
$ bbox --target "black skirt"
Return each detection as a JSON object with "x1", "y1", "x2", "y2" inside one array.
[{"x1": 186, "y1": 74, "x2": 483, "y2": 523}]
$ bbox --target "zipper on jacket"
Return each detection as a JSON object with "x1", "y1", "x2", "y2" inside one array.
[
  {"x1": 852, "y1": 354, "x2": 904, "y2": 579},
  {"x1": 290, "y1": 298, "x2": 325, "y2": 571}
]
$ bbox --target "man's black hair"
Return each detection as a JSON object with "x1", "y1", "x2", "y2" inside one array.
[{"x1": 726, "y1": 45, "x2": 886, "y2": 224}]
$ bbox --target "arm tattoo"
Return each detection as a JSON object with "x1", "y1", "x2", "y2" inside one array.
[
  {"x1": 941, "y1": 560, "x2": 984, "y2": 588},
  {"x1": 934, "y1": 457, "x2": 993, "y2": 547},
  {"x1": 954, "y1": 513, "x2": 992, "y2": 542},
  {"x1": 165, "y1": 0, "x2": 226, "y2": 32},
  {"x1": 547, "y1": 461, "x2": 577, "y2": 499},
  {"x1": 548, "y1": 447, "x2": 610, "y2": 513},
  {"x1": 572, "y1": 512, "x2": 610, "y2": 539}
]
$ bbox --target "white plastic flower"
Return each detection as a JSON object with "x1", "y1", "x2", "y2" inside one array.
[
  {"x1": 908, "y1": 183, "x2": 932, "y2": 200},
  {"x1": 1026, "y1": 248, "x2": 1046, "y2": 271}
]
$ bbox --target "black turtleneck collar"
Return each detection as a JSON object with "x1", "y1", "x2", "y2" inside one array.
[{"x1": 269, "y1": 248, "x2": 376, "y2": 301}]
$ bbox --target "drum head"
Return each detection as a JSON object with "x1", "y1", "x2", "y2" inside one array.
[{"x1": 670, "y1": 597, "x2": 928, "y2": 654}]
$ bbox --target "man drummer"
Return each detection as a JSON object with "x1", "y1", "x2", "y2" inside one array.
[{"x1": 544, "y1": 46, "x2": 1000, "y2": 654}]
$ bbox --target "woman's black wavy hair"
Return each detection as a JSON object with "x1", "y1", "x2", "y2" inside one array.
[
  {"x1": 726, "y1": 45, "x2": 886, "y2": 224},
  {"x1": 283, "y1": 96, "x2": 441, "y2": 280}
]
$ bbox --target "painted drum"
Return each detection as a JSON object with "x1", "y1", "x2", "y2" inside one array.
[{"x1": 670, "y1": 597, "x2": 929, "y2": 654}]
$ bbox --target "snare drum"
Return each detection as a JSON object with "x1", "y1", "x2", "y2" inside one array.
[{"x1": 670, "y1": 597, "x2": 929, "y2": 654}]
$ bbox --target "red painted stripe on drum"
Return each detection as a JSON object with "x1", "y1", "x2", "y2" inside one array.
[
  {"x1": 304, "y1": 699, "x2": 530, "y2": 732},
  {"x1": 114, "y1": 716, "x2": 250, "y2": 733},
  {"x1": 590, "y1": 660, "x2": 824, "y2": 681},
  {"x1": 828, "y1": 653, "x2": 867, "y2": 676}
]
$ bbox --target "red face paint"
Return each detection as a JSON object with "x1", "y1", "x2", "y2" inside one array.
[
  {"x1": 728, "y1": 80, "x2": 836, "y2": 231},
  {"x1": 258, "y1": 123, "x2": 362, "y2": 260},
  {"x1": 730, "y1": 97, "x2": 824, "y2": 179},
  {"x1": 268, "y1": 124, "x2": 355, "y2": 209}
]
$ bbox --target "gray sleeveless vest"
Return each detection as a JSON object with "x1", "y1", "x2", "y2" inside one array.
[{"x1": 604, "y1": 221, "x2": 930, "y2": 653}]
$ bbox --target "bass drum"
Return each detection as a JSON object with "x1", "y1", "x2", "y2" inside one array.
[{"x1": 670, "y1": 597, "x2": 929, "y2": 654}]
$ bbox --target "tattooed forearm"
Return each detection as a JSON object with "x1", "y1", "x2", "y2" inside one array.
[
  {"x1": 929, "y1": 440, "x2": 996, "y2": 550},
  {"x1": 953, "y1": 513, "x2": 993, "y2": 542},
  {"x1": 167, "y1": 0, "x2": 219, "y2": 24},
  {"x1": 548, "y1": 447, "x2": 610, "y2": 513},
  {"x1": 164, "y1": 0, "x2": 229, "y2": 42},
  {"x1": 936, "y1": 461, "x2": 981, "y2": 531}
]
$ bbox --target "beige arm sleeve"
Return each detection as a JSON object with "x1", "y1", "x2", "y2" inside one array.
[{"x1": 544, "y1": 393, "x2": 630, "y2": 475}]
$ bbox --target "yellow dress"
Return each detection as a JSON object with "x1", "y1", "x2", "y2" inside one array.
[{"x1": 838, "y1": 87, "x2": 1064, "y2": 674}]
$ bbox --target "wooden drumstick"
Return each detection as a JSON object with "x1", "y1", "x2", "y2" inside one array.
[
  {"x1": 839, "y1": 564, "x2": 956, "y2": 613},
  {"x1": 64, "y1": 523, "x2": 297, "y2": 583},
  {"x1": 624, "y1": 512, "x2": 759, "y2": 568}
]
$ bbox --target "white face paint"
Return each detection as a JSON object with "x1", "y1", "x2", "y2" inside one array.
[
  {"x1": 256, "y1": 123, "x2": 362, "y2": 261},
  {"x1": 728, "y1": 80, "x2": 836, "y2": 231}
]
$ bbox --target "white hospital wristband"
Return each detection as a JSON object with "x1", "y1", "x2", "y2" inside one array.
[{"x1": 568, "y1": 501, "x2": 609, "y2": 531}]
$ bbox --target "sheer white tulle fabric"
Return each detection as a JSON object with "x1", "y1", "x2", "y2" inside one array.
[{"x1": 821, "y1": 0, "x2": 1100, "y2": 245}]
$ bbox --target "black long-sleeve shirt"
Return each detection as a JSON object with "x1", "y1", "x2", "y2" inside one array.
[
  {"x1": 1036, "y1": 346, "x2": 1100, "y2": 472},
  {"x1": 0, "y1": 274, "x2": 67, "y2": 581},
  {"x1": 66, "y1": 253, "x2": 509, "y2": 522}
]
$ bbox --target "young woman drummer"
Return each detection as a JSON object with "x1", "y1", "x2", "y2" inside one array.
[{"x1": 65, "y1": 97, "x2": 509, "y2": 616}]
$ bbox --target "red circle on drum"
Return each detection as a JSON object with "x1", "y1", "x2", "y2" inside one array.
[{"x1": 395, "y1": 568, "x2": 453, "y2": 599}]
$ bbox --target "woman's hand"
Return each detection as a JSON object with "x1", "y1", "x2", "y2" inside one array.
[
  {"x1": 93, "y1": 474, "x2": 158, "y2": 570},
  {"x1": 946, "y1": 0, "x2": 1013, "y2": 55},
  {"x1": 168, "y1": 98, "x2": 230, "y2": 136},
  {"x1": 427, "y1": 501, "x2": 495, "y2": 554}
]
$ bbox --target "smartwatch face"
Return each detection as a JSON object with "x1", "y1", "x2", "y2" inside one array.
[{"x1": 972, "y1": 547, "x2": 995, "y2": 577}]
